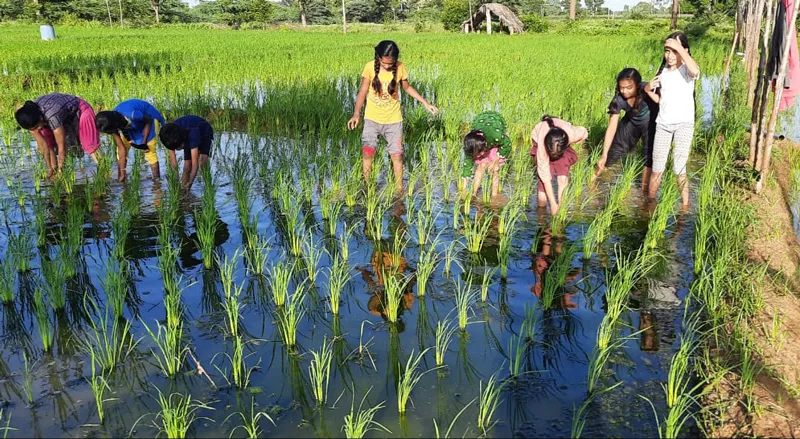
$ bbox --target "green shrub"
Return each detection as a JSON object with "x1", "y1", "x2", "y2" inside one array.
[
  {"x1": 520, "y1": 14, "x2": 549, "y2": 33},
  {"x1": 441, "y1": 0, "x2": 468, "y2": 32}
]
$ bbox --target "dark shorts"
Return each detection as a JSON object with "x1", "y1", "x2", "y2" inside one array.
[
  {"x1": 533, "y1": 145, "x2": 578, "y2": 193},
  {"x1": 184, "y1": 136, "x2": 212, "y2": 161},
  {"x1": 606, "y1": 117, "x2": 654, "y2": 168}
]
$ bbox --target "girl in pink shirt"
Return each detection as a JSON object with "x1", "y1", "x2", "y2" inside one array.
[{"x1": 530, "y1": 116, "x2": 589, "y2": 215}]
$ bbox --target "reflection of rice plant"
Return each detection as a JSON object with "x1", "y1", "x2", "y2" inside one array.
[
  {"x1": 143, "y1": 320, "x2": 186, "y2": 377},
  {"x1": 397, "y1": 348, "x2": 433, "y2": 415},
  {"x1": 8, "y1": 230, "x2": 34, "y2": 272},
  {"x1": 276, "y1": 290, "x2": 305, "y2": 349},
  {"x1": 22, "y1": 353, "x2": 35, "y2": 405},
  {"x1": 541, "y1": 243, "x2": 578, "y2": 309},
  {"x1": 0, "y1": 259, "x2": 15, "y2": 304},
  {"x1": 463, "y1": 214, "x2": 493, "y2": 253},
  {"x1": 327, "y1": 256, "x2": 353, "y2": 315},
  {"x1": 41, "y1": 257, "x2": 66, "y2": 311},
  {"x1": 342, "y1": 387, "x2": 391, "y2": 438},
  {"x1": 33, "y1": 289, "x2": 53, "y2": 352},
  {"x1": 267, "y1": 260, "x2": 293, "y2": 307},
  {"x1": 81, "y1": 297, "x2": 137, "y2": 373},
  {"x1": 226, "y1": 397, "x2": 275, "y2": 438},
  {"x1": 434, "y1": 319, "x2": 457, "y2": 367},
  {"x1": 308, "y1": 337, "x2": 334, "y2": 405},
  {"x1": 415, "y1": 246, "x2": 440, "y2": 297},
  {"x1": 454, "y1": 276, "x2": 477, "y2": 331},
  {"x1": 110, "y1": 208, "x2": 131, "y2": 261},
  {"x1": 477, "y1": 371, "x2": 504, "y2": 435},
  {"x1": 382, "y1": 270, "x2": 413, "y2": 324}
]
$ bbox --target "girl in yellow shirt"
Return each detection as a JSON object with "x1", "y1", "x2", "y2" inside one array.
[{"x1": 347, "y1": 40, "x2": 438, "y2": 193}]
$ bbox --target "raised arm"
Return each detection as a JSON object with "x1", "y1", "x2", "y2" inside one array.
[{"x1": 666, "y1": 38, "x2": 700, "y2": 78}]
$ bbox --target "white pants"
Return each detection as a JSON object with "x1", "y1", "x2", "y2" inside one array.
[{"x1": 652, "y1": 122, "x2": 695, "y2": 175}]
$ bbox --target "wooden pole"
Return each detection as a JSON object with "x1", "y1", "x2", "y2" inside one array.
[
  {"x1": 487, "y1": 9, "x2": 492, "y2": 35},
  {"x1": 750, "y1": 0, "x2": 777, "y2": 165},
  {"x1": 758, "y1": 0, "x2": 800, "y2": 190},
  {"x1": 671, "y1": 0, "x2": 679, "y2": 29},
  {"x1": 342, "y1": 0, "x2": 347, "y2": 33},
  {"x1": 746, "y1": 0, "x2": 768, "y2": 105}
]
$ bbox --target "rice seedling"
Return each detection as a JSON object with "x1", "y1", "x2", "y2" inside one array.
[
  {"x1": 308, "y1": 337, "x2": 334, "y2": 406},
  {"x1": 498, "y1": 201, "x2": 522, "y2": 237},
  {"x1": 110, "y1": 208, "x2": 132, "y2": 261},
  {"x1": 540, "y1": 243, "x2": 578, "y2": 309},
  {"x1": 0, "y1": 259, "x2": 15, "y2": 304},
  {"x1": 283, "y1": 199, "x2": 306, "y2": 257},
  {"x1": 81, "y1": 297, "x2": 137, "y2": 373},
  {"x1": 142, "y1": 320, "x2": 186, "y2": 377},
  {"x1": 216, "y1": 335, "x2": 257, "y2": 389},
  {"x1": 477, "y1": 371, "x2": 504, "y2": 435},
  {"x1": 32, "y1": 196, "x2": 47, "y2": 247},
  {"x1": 433, "y1": 398, "x2": 475, "y2": 439},
  {"x1": 338, "y1": 223, "x2": 357, "y2": 262},
  {"x1": 463, "y1": 213, "x2": 493, "y2": 254},
  {"x1": 342, "y1": 387, "x2": 391, "y2": 438},
  {"x1": 382, "y1": 269, "x2": 413, "y2": 324},
  {"x1": 480, "y1": 267, "x2": 497, "y2": 302},
  {"x1": 551, "y1": 151, "x2": 597, "y2": 236},
  {"x1": 413, "y1": 208, "x2": 437, "y2": 246},
  {"x1": 194, "y1": 198, "x2": 218, "y2": 270},
  {"x1": 33, "y1": 289, "x2": 54, "y2": 352},
  {"x1": 148, "y1": 388, "x2": 213, "y2": 439},
  {"x1": 0, "y1": 408, "x2": 15, "y2": 438},
  {"x1": 416, "y1": 245, "x2": 440, "y2": 297},
  {"x1": 21, "y1": 353, "x2": 35, "y2": 406},
  {"x1": 58, "y1": 155, "x2": 76, "y2": 195},
  {"x1": 397, "y1": 348, "x2": 433, "y2": 415},
  {"x1": 443, "y1": 241, "x2": 460, "y2": 278},
  {"x1": 87, "y1": 354, "x2": 112, "y2": 423},
  {"x1": 103, "y1": 259, "x2": 128, "y2": 320},
  {"x1": 507, "y1": 320, "x2": 530, "y2": 379},
  {"x1": 8, "y1": 229, "x2": 34, "y2": 272},
  {"x1": 302, "y1": 234, "x2": 323, "y2": 286},
  {"x1": 64, "y1": 197, "x2": 85, "y2": 255},
  {"x1": 326, "y1": 255, "x2": 353, "y2": 315},
  {"x1": 389, "y1": 229, "x2": 409, "y2": 269},
  {"x1": 454, "y1": 276, "x2": 478, "y2": 331},
  {"x1": 41, "y1": 257, "x2": 66, "y2": 311},
  {"x1": 226, "y1": 398, "x2": 276, "y2": 439},
  {"x1": 243, "y1": 223, "x2": 270, "y2": 276},
  {"x1": 326, "y1": 200, "x2": 344, "y2": 236},
  {"x1": 276, "y1": 289, "x2": 306, "y2": 349},
  {"x1": 434, "y1": 319, "x2": 457, "y2": 368},
  {"x1": 222, "y1": 271, "x2": 244, "y2": 338},
  {"x1": 644, "y1": 172, "x2": 678, "y2": 252},
  {"x1": 267, "y1": 259, "x2": 293, "y2": 307}
]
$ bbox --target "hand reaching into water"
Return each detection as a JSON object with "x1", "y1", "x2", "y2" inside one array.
[
  {"x1": 347, "y1": 115, "x2": 360, "y2": 130},
  {"x1": 424, "y1": 103, "x2": 439, "y2": 116}
]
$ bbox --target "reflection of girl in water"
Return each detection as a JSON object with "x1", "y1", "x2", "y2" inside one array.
[{"x1": 530, "y1": 223, "x2": 580, "y2": 310}]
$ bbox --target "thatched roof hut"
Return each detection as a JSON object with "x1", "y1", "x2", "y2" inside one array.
[{"x1": 461, "y1": 3, "x2": 524, "y2": 34}]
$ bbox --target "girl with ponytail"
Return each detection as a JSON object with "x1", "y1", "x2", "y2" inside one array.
[
  {"x1": 531, "y1": 115, "x2": 589, "y2": 215},
  {"x1": 644, "y1": 31, "x2": 700, "y2": 207},
  {"x1": 347, "y1": 40, "x2": 438, "y2": 193},
  {"x1": 15, "y1": 93, "x2": 102, "y2": 178},
  {"x1": 461, "y1": 111, "x2": 512, "y2": 199}
]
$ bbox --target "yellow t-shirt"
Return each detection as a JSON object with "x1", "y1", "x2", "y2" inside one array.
[{"x1": 362, "y1": 61, "x2": 409, "y2": 125}]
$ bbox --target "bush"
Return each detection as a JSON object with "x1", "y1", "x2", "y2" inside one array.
[
  {"x1": 441, "y1": 0, "x2": 468, "y2": 32},
  {"x1": 519, "y1": 14, "x2": 548, "y2": 33}
]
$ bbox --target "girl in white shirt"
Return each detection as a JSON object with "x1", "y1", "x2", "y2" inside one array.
[{"x1": 644, "y1": 32, "x2": 701, "y2": 208}]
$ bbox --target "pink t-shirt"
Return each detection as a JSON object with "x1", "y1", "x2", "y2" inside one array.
[{"x1": 530, "y1": 118, "x2": 588, "y2": 183}]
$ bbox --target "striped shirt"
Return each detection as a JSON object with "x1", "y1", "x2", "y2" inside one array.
[{"x1": 35, "y1": 93, "x2": 80, "y2": 131}]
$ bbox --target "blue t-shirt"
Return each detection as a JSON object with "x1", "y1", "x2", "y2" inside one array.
[
  {"x1": 114, "y1": 99, "x2": 165, "y2": 145},
  {"x1": 172, "y1": 115, "x2": 213, "y2": 151}
]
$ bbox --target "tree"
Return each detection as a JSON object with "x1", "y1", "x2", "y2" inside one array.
[
  {"x1": 584, "y1": 0, "x2": 603, "y2": 14},
  {"x1": 245, "y1": 0, "x2": 274, "y2": 23},
  {"x1": 670, "y1": 0, "x2": 677, "y2": 29},
  {"x1": 441, "y1": 0, "x2": 467, "y2": 31},
  {"x1": 568, "y1": 0, "x2": 574, "y2": 19}
]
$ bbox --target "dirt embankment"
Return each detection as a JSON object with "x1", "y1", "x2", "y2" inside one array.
[{"x1": 712, "y1": 141, "x2": 800, "y2": 437}]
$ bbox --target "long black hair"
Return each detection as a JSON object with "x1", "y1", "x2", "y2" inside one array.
[
  {"x1": 656, "y1": 31, "x2": 691, "y2": 79},
  {"x1": 464, "y1": 129, "x2": 491, "y2": 160},
  {"x1": 542, "y1": 115, "x2": 569, "y2": 161},
  {"x1": 95, "y1": 111, "x2": 129, "y2": 134},
  {"x1": 609, "y1": 68, "x2": 644, "y2": 116},
  {"x1": 372, "y1": 40, "x2": 400, "y2": 96},
  {"x1": 15, "y1": 101, "x2": 43, "y2": 129}
]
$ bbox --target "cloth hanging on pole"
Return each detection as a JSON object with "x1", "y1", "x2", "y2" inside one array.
[{"x1": 769, "y1": 0, "x2": 800, "y2": 110}]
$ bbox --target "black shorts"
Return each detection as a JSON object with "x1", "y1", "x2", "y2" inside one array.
[
  {"x1": 606, "y1": 117, "x2": 654, "y2": 168},
  {"x1": 184, "y1": 137, "x2": 212, "y2": 161}
]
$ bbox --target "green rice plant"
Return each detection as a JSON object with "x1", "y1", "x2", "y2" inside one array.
[
  {"x1": 22, "y1": 353, "x2": 35, "y2": 406},
  {"x1": 33, "y1": 289, "x2": 53, "y2": 352},
  {"x1": 342, "y1": 387, "x2": 391, "y2": 438},
  {"x1": 163, "y1": 280, "x2": 184, "y2": 330},
  {"x1": 0, "y1": 259, "x2": 15, "y2": 304},
  {"x1": 327, "y1": 255, "x2": 353, "y2": 315},
  {"x1": 498, "y1": 201, "x2": 522, "y2": 237},
  {"x1": 222, "y1": 273, "x2": 244, "y2": 338},
  {"x1": 0, "y1": 408, "x2": 15, "y2": 438},
  {"x1": 644, "y1": 172, "x2": 678, "y2": 252},
  {"x1": 338, "y1": 223, "x2": 357, "y2": 262},
  {"x1": 81, "y1": 296, "x2": 137, "y2": 373},
  {"x1": 194, "y1": 200, "x2": 218, "y2": 270},
  {"x1": 8, "y1": 229, "x2": 34, "y2": 272},
  {"x1": 364, "y1": 185, "x2": 392, "y2": 239},
  {"x1": 389, "y1": 229, "x2": 409, "y2": 270},
  {"x1": 32, "y1": 196, "x2": 47, "y2": 247},
  {"x1": 443, "y1": 241, "x2": 460, "y2": 278},
  {"x1": 434, "y1": 318, "x2": 457, "y2": 368},
  {"x1": 454, "y1": 276, "x2": 478, "y2": 331},
  {"x1": 416, "y1": 246, "x2": 440, "y2": 297},
  {"x1": 307, "y1": 337, "x2": 334, "y2": 405},
  {"x1": 396, "y1": 348, "x2": 433, "y2": 415},
  {"x1": 477, "y1": 371, "x2": 504, "y2": 435},
  {"x1": 283, "y1": 199, "x2": 305, "y2": 257},
  {"x1": 276, "y1": 289, "x2": 305, "y2": 349},
  {"x1": 149, "y1": 388, "x2": 213, "y2": 439},
  {"x1": 551, "y1": 150, "x2": 597, "y2": 236},
  {"x1": 498, "y1": 231, "x2": 512, "y2": 279},
  {"x1": 302, "y1": 234, "x2": 323, "y2": 286},
  {"x1": 423, "y1": 178, "x2": 435, "y2": 213},
  {"x1": 453, "y1": 195, "x2": 461, "y2": 230},
  {"x1": 58, "y1": 155, "x2": 76, "y2": 195},
  {"x1": 41, "y1": 257, "x2": 66, "y2": 311},
  {"x1": 142, "y1": 320, "x2": 186, "y2": 377},
  {"x1": 226, "y1": 398, "x2": 275, "y2": 439},
  {"x1": 382, "y1": 270, "x2": 413, "y2": 324},
  {"x1": 64, "y1": 197, "x2": 85, "y2": 255},
  {"x1": 326, "y1": 200, "x2": 344, "y2": 236},
  {"x1": 222, "y1": 335, "x2": 256, "y2": 389},
  {"x1": 433, "y1": 398, "x2": 475, "y2": 439},
  {"x1": 414, "y1": 208, "x2": 437, "y2": 246},
  {"x1": 507, "y1": 320, "x2": 530, "y2": 379},
  {"x1": 243, "y1": 224, "x2": 270, "y2": 277},
  {"x1": 87, "y1": 354, "x2": 112, "y2": 423},
  {"x1": 267, "y1": 259, "x2": 293, "y2": 307},
  {"x1": 541, "y1": 243, "x2": 578, "y2": 309},
  {"x1": 110, "y1": 208, "x2": 132, "y2": 261},
  {"x1": 463, "y1": 213, "x2": 493, "y2": 254},
  {"x1": 480, "y1": 267, "x2": 497, "y2": 302},
  {"x1": 103, "y1": 259, "x2": 128, "y2": 320}
]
